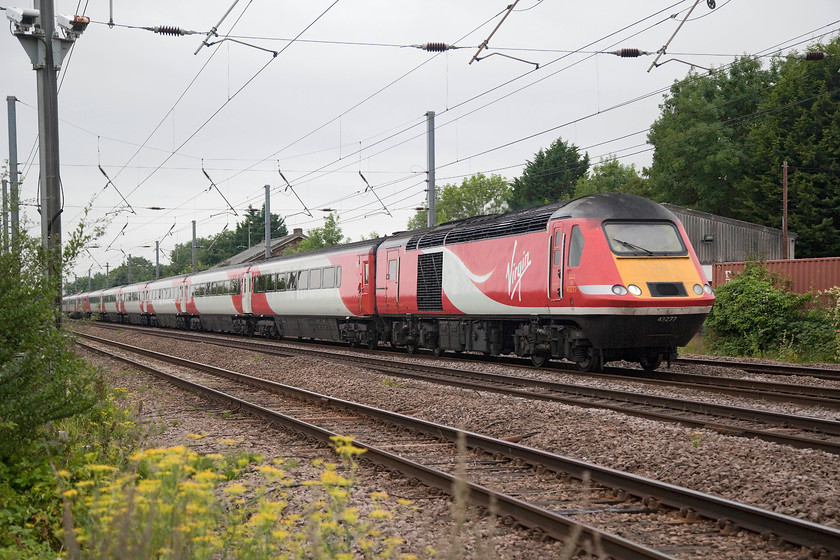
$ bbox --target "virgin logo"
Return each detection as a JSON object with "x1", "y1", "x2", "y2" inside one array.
[{"x1": 506, "y1": 241, "x2": 532, "y2": 301}]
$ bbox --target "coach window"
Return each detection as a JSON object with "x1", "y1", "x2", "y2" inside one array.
[
  {"x1": 277, "y1": 273, "x2": 287, "y2": 291},
  {"x1": 568, "y1": 225, "x2": 584, "y2": 267},
  {"x1": 310, "y1": 268, "x2": 322, "y2": 289},
  {"x1": 287, "y1": 272, "x2": 297, "y2": 291},
  {"x1": 299, "y1": 270, "x2": 309, "y2": 290},
  {"x1": 364, "y1": 262, "x2": 369, "y2": 284},
  {"x1": 322, "y1": 267, "x2": 335, "y2": 289}
]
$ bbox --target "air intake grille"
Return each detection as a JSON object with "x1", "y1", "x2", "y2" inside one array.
[
  {"x1": 405, "y1": 202, "x2": 565, "y2": 251},
  {"x1": 417, "y1": 230, "x2": 451, "y2": 249},
  {"x1": 444, "y1": 208, "x2": 557, "y2": 245},
  {"x1": 417, "y1": 252, "x2": 443, "y2": 311},
  {"x1": 647, "y1": 282, "x2": 687, "y2": 297}
]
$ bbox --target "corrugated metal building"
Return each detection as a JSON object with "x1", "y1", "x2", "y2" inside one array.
[{"x1": 662, "y1": 204, "x2": 796, "y2": 281}]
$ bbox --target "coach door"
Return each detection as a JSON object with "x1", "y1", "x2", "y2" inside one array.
[
  {"x1": 550, "y1": 224, "x2": 565, "y2": 301},
  {"x1": 242, "y1": 273, "x2": 252, "y2": 315},
  {"x1": 384, "y1": 248, "x2": 400, "y2": 313},
  {"x1": 357, "y1": 255, "x2": 371, "y2": 315}
]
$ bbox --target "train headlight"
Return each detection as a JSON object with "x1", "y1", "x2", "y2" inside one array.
[
  {"x1": 704, "y1": 284, "x2": 714, "y2": 295},
  {"x1": 611, "y1": 285, "x2": 628, "y2": 295},
  {"x1": 693, "y1": 284, "x2": 704, "y2": 295},
  {"x1": 628, "y1": 284, "x2": 642, "y2": 296}
]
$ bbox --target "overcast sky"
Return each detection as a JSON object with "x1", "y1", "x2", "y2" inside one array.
[{"x1": 1, "y1": 0, "x2": 837, "y2": 281}]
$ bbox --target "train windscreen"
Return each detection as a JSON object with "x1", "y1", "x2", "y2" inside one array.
[{"x1": 602, "y1": 221, "x2": 687, "y2": 256}]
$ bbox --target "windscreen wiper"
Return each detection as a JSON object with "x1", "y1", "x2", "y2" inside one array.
[{"x1": 614, "y1": 238, "x2": 654, "y2": 255}]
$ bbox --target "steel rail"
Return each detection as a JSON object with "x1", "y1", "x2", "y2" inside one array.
[
  {"x1": 674, "y1": 356, "x2": 840, "y2": 381},
  {"x1": 73, "y1": 324, "x2": 840, "y2": 454},
  {"x1": 76, "y1": 337, "x2": 673, "y2": 560},
  {"x1": 76, "y1": 333, "x2": 840, "y2": 557},
  {"x1": 77, "y1": 322, "x2": 840, "y2": 407}
]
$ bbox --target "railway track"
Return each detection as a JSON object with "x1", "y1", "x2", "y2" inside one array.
[
  {"x1": 75, "y1": 333, "x2": 840, "y2": 560},
  {"x1": 76, "y1": 324, "x2": 840, "y2": 455},
  {"x1": 673, "y1": 356, "x2": 840, "y2": 382}
]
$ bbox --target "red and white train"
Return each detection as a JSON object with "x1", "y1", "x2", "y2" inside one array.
[{"x1": 64, "y1": 193, "x2": 714, "y2": 371}]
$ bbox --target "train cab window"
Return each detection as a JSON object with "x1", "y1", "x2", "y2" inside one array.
[
  {"x1": 336, "y1": 265, "x2": 341, "y2": 288},
  {"x1": 553, "y1": 231, "x2": 564, "y2": 267},
  {"x1": 568, "y1": 225, "x2": 584, "y2": 267},
  {"x1": 388, "y1": 259, "x2": 397, "y2": 281},
  {"x1": 310, "y1": 269, "x2": 322, "y2": 289},
  {"x1": 299, "y1": 270, "x2": 309, "y2": 290},
  {"x1": 603, "y1": 221, "x2": 687, "y2": 256},
  {"x1": 322, "y1": 267, "x2": 335, "y2": 289}
]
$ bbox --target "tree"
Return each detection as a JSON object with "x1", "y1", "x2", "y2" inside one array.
[
  {"x1": 407, "y1": 173, "x2": 511, "y2": 230},
  {"x1": 646, "y1": 56, "x2": 773, "y2": 217},
  {"x1": 646, "y1": 35, "x2": 840, "y2": 258},
  {"x1": 291, "y1": 213, "x2": 345, "y2": 253},
  {"x1": 508, "y1": 138, "x2": 589, "y2": 210},
  {"x1": 742, "y1": 37, "x2": 840, "y2": 257},
  {"x1": 573, "y1": 155, "x2": 651, "y2": 198},
  {"x1": 165, "y1": 206, "x2": 289, "y2": 272},
  {"x1": 231, "y1": 205, "x2": 288, "y2": 252}
]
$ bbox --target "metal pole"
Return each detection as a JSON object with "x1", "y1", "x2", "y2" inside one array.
[
  {"x1": 6, "y1": 96, "x2": 19, "y2": 250},
  {"x1": 426, "y1": 111, "x2": 436, "y2": 228},
  {"x1": 2, "y1": 179, "x2": 7, "y2": 253},
  {"x1": 34, "y1": 0, "x2": 63, "y2": 323},
  {"x1": 192, "y1": 220, "x2": 198, "y2": 272},
  {"x1": 264, "y1": 185, "x2": 271, "y2": 260},
  {"x1": 87, "y1": 268, "x2": 91, "y2": 291},
  {"x1": 127, "y1": 253, "x2": 132, "y2": 284},
  {"x1": 106, "y1": 262, "x2": 110, "y2": 288},
  {"x1": 782, "y1": 160, "x2": 789, "y2": 260},
  {"x1": 155, "y1": 241, "x2": 160, "y2": 279}
]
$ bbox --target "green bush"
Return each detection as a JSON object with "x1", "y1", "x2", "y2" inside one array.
[
  {"x1": 705, "y1": 262, "x2": 839, "y2": 361},
  {"x1": 0, "y1": 234, "x2": 98, "y2": 460}
]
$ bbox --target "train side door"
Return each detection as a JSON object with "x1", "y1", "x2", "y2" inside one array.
[
  {"x1": 358, "y1": 254, "x2": 372, "y2": 315},
  {"x1": 242, "y1": 272, "x2": 252, "y2": 315},
  {"x1": 550, "y1": 225, "x2": 565, "y2": 301},
  {"x1": 385, "y1": 248, "x2": 400, "y2": 313}
]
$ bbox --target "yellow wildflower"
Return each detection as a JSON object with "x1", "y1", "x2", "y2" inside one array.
[
  {"x1": 224, "y1": 482, "x2": 248, "y2": 496},
  {"x1": 369, "y1": 509, "x2": 392, "y2": 520}
]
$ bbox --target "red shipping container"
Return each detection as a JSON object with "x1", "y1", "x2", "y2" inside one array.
[{"x1": 713, "y1": 257, "x2": 840, "y2": 294}]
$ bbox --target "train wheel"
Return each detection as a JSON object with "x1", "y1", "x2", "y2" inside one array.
[
  {"x1": 575, "y1": 349, "x2": 603, "y2": 373},
  {"x1": 405, "y1": 341, "x2": 417, "y2": 354},
  {"x1": 639, "y1": 352, "x2": 663, "y2": 371},
  {"x1": 432, "y1": 347, "x2": 444, "y2": 357},
  {"x1": 530, "y1": 351, "x2": 550, "y2": 368}
]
